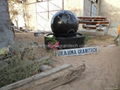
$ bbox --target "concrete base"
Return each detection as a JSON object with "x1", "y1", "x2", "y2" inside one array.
[{"x1": 44, "y1": 33, "x2": 85, "y2": 49}]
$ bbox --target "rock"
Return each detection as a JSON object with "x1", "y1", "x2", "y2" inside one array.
[
  {"x1": 34, "y1": 32, "x2": 42, "y2": 37},
  {"x1": 40, "y1": 65, "x2": 52, "y2": 72}
]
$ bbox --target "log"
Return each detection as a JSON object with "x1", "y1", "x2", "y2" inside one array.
[
  {"x1": 0, "y1": 64, "x2": 85, "y2": 90},
  {"x1": 0, "y1": 64, "x2": 72, "y2": 90},
  {"x1": 34, "y1": 64, "x2": 86, "y2": 90}
]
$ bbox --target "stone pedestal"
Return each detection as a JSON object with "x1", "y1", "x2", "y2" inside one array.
[{"x1": 44, "y1": 33, "x2": 85, "y2": 49}]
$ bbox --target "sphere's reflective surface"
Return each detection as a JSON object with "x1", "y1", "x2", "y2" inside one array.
[{"x1": 51, "y1": 10, "x2": 78, "y2": 37}]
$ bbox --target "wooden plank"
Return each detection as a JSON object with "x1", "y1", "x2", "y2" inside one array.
[
  {"x1": 82, "y1": 25, "x2": 97, "y2": 29},
  {"x1": 33, "y1": 64, "x2": 72, "y2": 80},
  {"x1": 0, "y1": 64, "x2": 72, "y2": 90},
  {"x1": 34, "y1": 64, "x2": 86, "y2": 90},
  {"x1": 79, "y1": 21, "x2": 109, "y2": 24},
  {"x1": 78, "y1": 16, "x2": 107, "y2": 20}
]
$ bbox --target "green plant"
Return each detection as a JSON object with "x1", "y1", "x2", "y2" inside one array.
[
  {"x1": 0, "y1": 42, "x2": 54, "y2": 88},
  {"x1": 46, "y1": 36, "x2": 58, "y2": 45},
  {"x1": 0, "y1": 56, "x2": 40, "y2": 88},
  {"x1": 46, "y1": 36, "x2": 59, "y2": 49}
]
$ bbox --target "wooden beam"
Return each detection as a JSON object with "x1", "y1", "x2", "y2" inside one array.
[
  {"x1": 0, "y1": 64, "x2": 72, "y2": 90},
  {"x1": 82, "y1": 25, "x2": 97, "y2": 29},
  {"x1": 79, "y1": 21, "x2": 109, "y2": 25},
  {"x1": 34, "y1": 64, "x2": 86, "y2": 90},
  {"x1": 78, "y1": 16, "x2": 107, "y2": 20}
]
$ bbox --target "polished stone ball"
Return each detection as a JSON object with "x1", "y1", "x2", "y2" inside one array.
[{"x1": 51, "y1": 10, "x2": 79, "y2": 37}]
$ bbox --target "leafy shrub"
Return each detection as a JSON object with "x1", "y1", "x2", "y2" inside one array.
[
  {"x1": 0, "y1": 40, "x2": 55, "y2": 88},
  {"x1": 0, "y1": 56, "x2": 40, "y2": 88}
]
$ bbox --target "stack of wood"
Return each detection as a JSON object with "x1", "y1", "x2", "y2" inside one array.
[{"x1": 78, "y1": 16, "x2": 110, "y2": 31}]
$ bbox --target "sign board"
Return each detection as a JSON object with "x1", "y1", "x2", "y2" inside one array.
[{"x1": 56, "y1": 47, "x2": 99, "y2": 56}]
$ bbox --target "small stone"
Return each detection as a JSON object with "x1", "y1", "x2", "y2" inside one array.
[{"x1": 40, "y1": 65, "x2": 52, "y2": 72}]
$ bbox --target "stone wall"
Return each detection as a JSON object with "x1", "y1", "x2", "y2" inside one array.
[
  {"x1": 100, "y1": 0, "x2": 120, "y2": 36},
  {"x1": 64, "y1": 0, "x2": 84, "y2": 16},
  {"x1": 0, "y1": 0, "x2": 14, "y2": 48}
]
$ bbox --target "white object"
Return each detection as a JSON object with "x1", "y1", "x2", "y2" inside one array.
[{"x1": 56, "y1": 47, "x2": 99, "y2": 56}]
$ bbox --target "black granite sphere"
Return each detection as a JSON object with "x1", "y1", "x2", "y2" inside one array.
[{"x1": 51, "y1": 10, "x2": 79, "y2": 37}]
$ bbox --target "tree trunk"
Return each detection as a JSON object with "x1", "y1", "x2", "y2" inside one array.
[{"x1": 0, "y1": 0, "x2": 14, "y2": 48}]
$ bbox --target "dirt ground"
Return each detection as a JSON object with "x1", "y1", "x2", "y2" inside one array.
[
  {"x1": 15, "y1": 32, "x2": 120, "y2": 90},
  {"x1": 53, "y1": 46, "x2": 120, "y2": 90}
]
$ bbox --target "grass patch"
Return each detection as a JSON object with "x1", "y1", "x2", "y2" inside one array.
[
  {"x1": 0, "y1": 43, "x2": 53, "y2": 88},
  {"x1": 0, "y1": 56, "x2": 40, "y2": 88}
]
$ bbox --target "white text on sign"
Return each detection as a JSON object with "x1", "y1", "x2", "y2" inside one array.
[{"x1": 57, "y1": 47, "x2": 99, "y2": 56}]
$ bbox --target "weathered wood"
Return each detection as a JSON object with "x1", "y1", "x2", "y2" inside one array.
[
  {"x1": 34, "y1": 64, "x2": 86, "y2": 90},
  {"x1": 82, "y1": 25, "x2": 97, "y2": 29},
  {"x1": 79, "y1": 21, "x2": 109, "y2": 24},
  {"x1": 77, "y1": 16, "x2": 109, "y2": 31},
  {"x1": 0, "y1": 64, "x2": 72, "y2": 90},
  {"x1": 78, "y1": 16, "x2": 107, "y2": 20}
]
